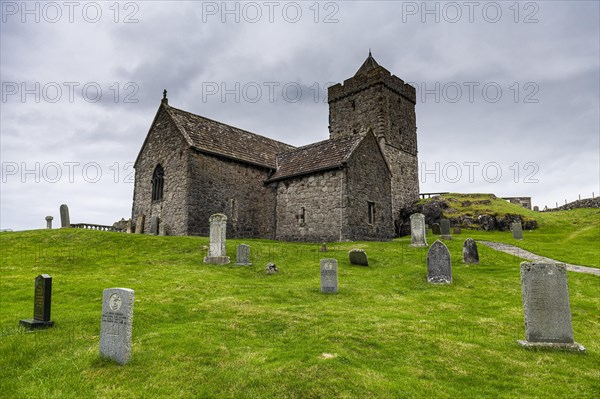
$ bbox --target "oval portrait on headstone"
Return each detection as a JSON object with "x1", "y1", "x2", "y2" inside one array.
[
  {"x1": 325, "y1": 261, "x2": 333, "y2": 270},
  {"x1": 109, "y1": 293, "x2": 122, "y2": 311}
]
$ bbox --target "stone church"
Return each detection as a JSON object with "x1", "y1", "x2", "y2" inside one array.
[{"x1": 132, "y1": 53, "x2": 419, "y2": 241}]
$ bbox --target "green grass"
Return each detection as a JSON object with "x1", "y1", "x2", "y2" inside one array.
[
  {"x1": 0, "y1": 226, "x2": 598, "y2": 398},
  {"x1": 423, "y1": 194, "x2": 600, "y2": 268}
]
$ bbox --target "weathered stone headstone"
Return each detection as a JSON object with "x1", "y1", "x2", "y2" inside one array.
[
  {"x1": 265, "y1": 262, "x2": 279, "y2": 274},
  {"x1": 409, "y1": 213, "x2": 428, "y2": 247},
  {"x1": 320, "y1": 243, "x2": 327, "y2": 252},
  {"x1": 149, "y1": 216, "x2": 159, "y2": 235},
  {"x1": 517, "y1": 263, "x2": 585, "y2": 351},
  {"x1": 135, "y1": 214, "x2": 145, "y2": 234},
  {"x1": 100, "y1": 287, "x2": 135, "y2": 364},
  {"x1": 320, "y1": 259, "x2": 338, "y2": 293},
  {"x1": 453, "y1": 226, "x2": 461, "y2": 235},
  {"x1": 236, "y1": 244, "x2": 252, "y2": 266},
  {"x1": 59, "y1": 204, "x2": 70, "y2": 228},
  {"x1": 204, "y1": 213, "x2": 230, "y2": 264},
  {"x1": 431, "y1": 223, "x2": 441, "y2": 235},
  {"x1": 533, "y1": 206, "x2": 539, "y2": 212},
  {"x1": 158, "y1": 223, "x2": 166, "y2": 236},
  {"x1": 349, "y1": 249, "x2": 368, "y2": 266},
  {"x1": 126, "y1": 219, "x2": 133, "y2": 234},
  {"x1": 45, "y1": 216, "x2": 53, "y2": 229},
  {"x1": 512, "y1": 222, "x2": 523, "y2": 240},
  {"x1": 427, "y1": 240, "x2": 452, "y2": 284},
  {"x1": 440, "y1": 219, "x2": 452, "y2": 240},
  {"x1": 20, "y1": 274, "x2": 54, "y2": 329},
  {"x1": 462, "y1": 238, "x2": 479, "y2": 264}
]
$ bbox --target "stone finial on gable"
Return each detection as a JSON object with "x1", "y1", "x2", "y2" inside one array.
[{"x1": 162, "y1": 89, "x2": 168, "y2": 105}]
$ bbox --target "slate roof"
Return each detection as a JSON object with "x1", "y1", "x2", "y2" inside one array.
[
  {"x1": 354, "y1": 51, "x2": 380, "y2": 76},
  {"x1": 166, "y1": 105, "x2": 295, "y2": 169},
  {"x1": 266, "y1": 134, "x2": 365, "y2": 182}
]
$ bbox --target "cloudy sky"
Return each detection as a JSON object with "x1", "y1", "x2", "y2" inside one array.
[{"x1": 1, "y1": 0, "x2": 598, "y2": 231}]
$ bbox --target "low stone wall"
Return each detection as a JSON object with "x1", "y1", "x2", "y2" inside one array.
[{"x1": 543, "y1": 197, "x2": 600, "y2": 212}]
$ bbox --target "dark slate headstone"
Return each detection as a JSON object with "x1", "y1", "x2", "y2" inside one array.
[
  {"x1": 320, "y1": 258, "x2": 338, "y2": 293},
  {"x1": 517, "y1": 263, "x2": 585, "y2": 351},
  {"x1": 236, "y1": 244, "x2": 252, "y2": 266},
  {"x1": 149, "y1": 216, "x2": 159, "y2": 235},
  {"x1": 100, "y1": 288, "x2": 135, "y2": 364},
  {"x1": 440, "y1": 219, "x2": 452, "y2": 240},
  {"x1": 431, "y1": 223, "x2": 441, "y2": 235},
  {"x1": 462, "y1": 238, "x2": 479, "y2": 264},
  {"x1": 320, "y1": 243, "x2": 327, "y2": 252},
  {"x1": 427, "y1": 240, "x2": 452, "y2": 284},
  {"x1": 349, "y1": 249, "x2": 368, "y2": 266},
  {"x1": 59, "y1": 204, "x2": 70, "y2": 228},
  {"x1": 20, "y1": 274, "x2": 54, "y2": 329},
  {"x1": 512, "y1": 222, "x2": 523, "y2": 240}
]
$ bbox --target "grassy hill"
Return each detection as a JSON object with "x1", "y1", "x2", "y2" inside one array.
[{"x1": 0, "y1": 209, "x2": 598, "y2": 398}]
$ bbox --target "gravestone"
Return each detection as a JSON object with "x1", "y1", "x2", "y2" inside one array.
[
  {"x1": 135, "y1": 214, "x2": 145, "y2": 234},
  {"x1": 20, "y1": 274, "x2": 54, "y2": 329},
  {"x1": 512, "y1": 221, "x2": 523, "y2": 240},
  {"x1": 265, "y1": 262, "x2": 279, "y2": 274},
  {"x1": 349, "y1": 249, "x2": 368, "y2": 266},
  {"x1": 453, "y1": 226, "x2": 461, "y2": 235},
  {"x1": 440, "y1": 219, "x2": 452, "y2": 240},
  {"x1": 158, "y1": 223, "x2": 166, "y2": 236},
  {"x1": 462, "y1": 238, "x2": 479, "y2": 264},
  {"x1": 431, "y1": 223, "x2": 441, "y2": 235},
  {"x1": 320, "y1": 259, "x2": 338, "y2": 294},
  {"x1": 45, "y1": 216, "x2": 53, "y2": 229},
  {"x1": 236, "y1": 244, "x2": 252, "y2": 266},
  {"x1": 427, "y1": 240, "x2": 452, "y2": 284},
  {"x1": 204, "y1": 213, "x2": 230, "y2": 264},
  {"x1": 100, "y1": 287, "x2": 135, "y2": 364},
  {"x1": 409, "y1": 213, "x2": 428, "y2": 247},
  {"x1": 533, "y1": 206, "x2": 539, "y2": 212},
  {"x1": 149, "y1": 216, "x2": 159, "y2": 235},
  {"x1": 59, "y1": 204, "x2": 70, "y2": 228},
  {"x1": 518, "y1": 263, "x2": 585, "y2": 351},
  {"x1": 320, "y1": 243, "x2": 327, "y2": 252},
  {"x1": 126, "y1": 219, "x2": 133, "y2": 234}
]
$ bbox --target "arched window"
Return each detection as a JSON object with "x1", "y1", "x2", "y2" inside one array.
[{"x1": 151, "y1": 164, "x2": 164, "y2": 201}]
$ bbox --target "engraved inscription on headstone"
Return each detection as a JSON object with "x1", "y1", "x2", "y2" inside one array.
[
  {"x1": 349, "y1": 249, "x2": 368, "y2": 266},
  {"x1": 427, "y1": 240, "x2": 452, "y2": 284},
  {"x1": 440, "y1": 219, "x2": 452, "y2": 240},
  {"x1": 462, "y1": 238, "x2": 479, "y2": 264},
  {"x1": 236, "y1": 244, "x2": 252, "y2": 266},
  {"x1": 59, "y1": 204, "x2": 70, "y2": 228},
  {"x1": 512, "y1": 222, "x2": 523, "y2": 240},
  {"x1": 100, "y1": 287, "x2": 135, "y2": 364},
  {"x1": 204, "y1": 213, "x2": 230, "y2": 264},
  {"x1": 409, "y1": 213, "x2": 428, "y2": 248},
  {"x1": 518, "y1": 263, "x2": 585, "y2": 351},
  {"x1": 20, "y1": 274, "x2": 54, "y2": 329},
  {"x1": 320, "y1": 259, "x2": 338, "y2": 294}
]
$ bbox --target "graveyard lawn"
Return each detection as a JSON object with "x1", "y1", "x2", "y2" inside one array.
[{"x1": 0, "y1": 228, "x2": 598, "y2": 399}]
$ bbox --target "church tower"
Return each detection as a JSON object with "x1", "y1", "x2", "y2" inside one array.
[{"x1": 327, "y1": 52, "x2": 419, "y2": 231}]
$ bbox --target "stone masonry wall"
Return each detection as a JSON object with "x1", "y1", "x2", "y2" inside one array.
[
  {"x1": 328, "y1": 66, "x2": 419, "y2": 232},
  {"x1": 132, "y1": 105, "x2": 189, "y2": 235},
  {"x1": 274, "y1": 170, "x2": 344, "y2": 242},
  {"x1": 187, "y1": 151, "x2": 276, "y2": 238},
  {"x1": 342, "y1": 133, "x2": 394, "y2": 240}
]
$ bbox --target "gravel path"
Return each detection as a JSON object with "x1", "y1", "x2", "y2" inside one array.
[{"x1": 478, "y1": 241, "x2": 600, "y2": 277}]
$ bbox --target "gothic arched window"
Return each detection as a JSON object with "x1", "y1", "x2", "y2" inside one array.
[{"x1": 151, "y1": 164, "x2": 164, "y2": 202}]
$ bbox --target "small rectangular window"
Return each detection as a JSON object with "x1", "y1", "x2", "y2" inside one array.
[
  {"x1": 367, "y1": 202, "x2": 374, "y2": 225},
  {"x1": 299, "y1": 207, "x2": 306, "y2": 225}
]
